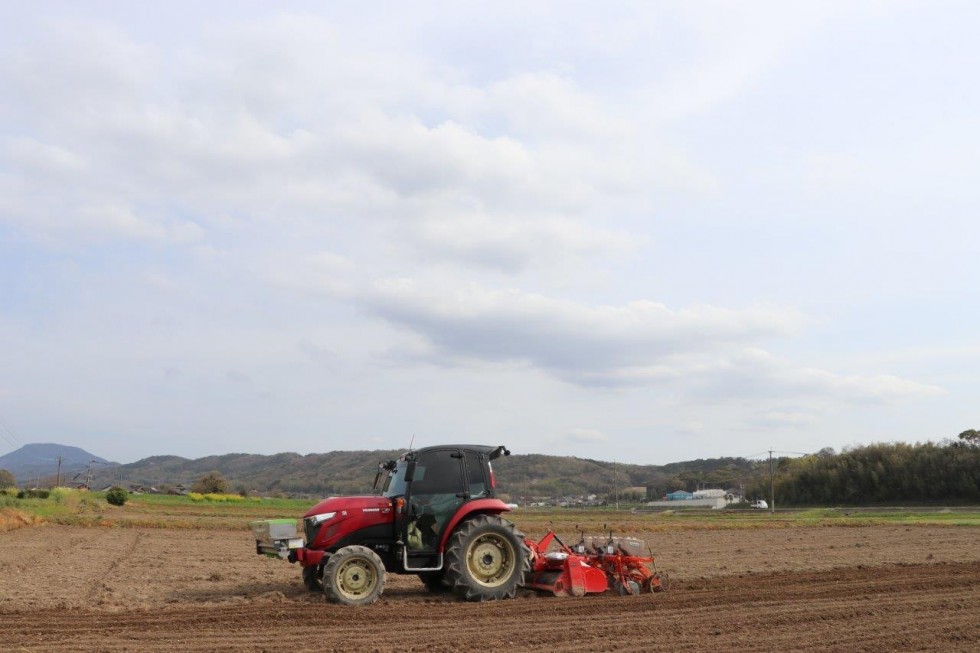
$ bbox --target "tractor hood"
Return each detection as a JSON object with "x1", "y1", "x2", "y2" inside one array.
[{"x1": 303, "y1": 495, "x2": 391, "y2": 519}]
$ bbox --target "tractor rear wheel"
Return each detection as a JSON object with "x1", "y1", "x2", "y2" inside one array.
[
  {"x1": 302, "y1": 565, "x2": 322, "y2": 592},
  {"x1": 321, "y1": 545, "x2": 386, "y2": 606},
  {"x1": 444, "y1": 514, "x2": 530, "y2": 601}
]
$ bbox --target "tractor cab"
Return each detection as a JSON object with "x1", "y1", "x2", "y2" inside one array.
[{"x1": 376, "y1": 445, "x2": 508, "y2": 569}]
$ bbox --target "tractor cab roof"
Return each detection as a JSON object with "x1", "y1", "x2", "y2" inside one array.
[{"x1": 400, "y1": 444, "x2": 510, "y2": 461}]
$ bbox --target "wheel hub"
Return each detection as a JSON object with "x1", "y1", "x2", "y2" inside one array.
[
  {"x1": 337, "y1": 559, "x2": 375, "y2": 598},
  {"x1": 467, "y1": 534, "x2": 514, "y2": 587}
]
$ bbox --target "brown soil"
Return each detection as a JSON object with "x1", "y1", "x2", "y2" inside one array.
[{"x1": 2, "y1": 524, "x2": 979, "y2": 651}]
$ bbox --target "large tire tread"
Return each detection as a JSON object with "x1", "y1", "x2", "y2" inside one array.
[
  {"x1": 444, "y1": 514, "x2": 531, "y2": 602},
  {"x1": 322, "y1": 545, "x2": 386, "y2": 606}
]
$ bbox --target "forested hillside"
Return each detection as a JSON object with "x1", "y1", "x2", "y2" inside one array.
[
  {"x1": 747, "y1": 440, "x2": 980, "y2": 505},
  {"x1": 85, "y1": 438, "x2": 980, "y2": 504},
  {"x1": 91, "y1": 449, "x2": 763, "y2": 499},
  {"x1": 93, "y1": 450, "x2": 402, "y2": 495},
  {"x1": 497, "y1": 454, "x2": 760, "y2": 500}
]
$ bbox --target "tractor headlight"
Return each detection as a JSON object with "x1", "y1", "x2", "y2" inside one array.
[{"x1": 310, "y1": 512, "x2": 336, "y2": 525}]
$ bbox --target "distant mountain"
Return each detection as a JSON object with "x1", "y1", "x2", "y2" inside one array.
[
  {"x1": 0, "y1": 443, "x2": 115, "y2": 485},
  {"x1": 89, "y1": 448, "x2": 766, "y2": 499}
]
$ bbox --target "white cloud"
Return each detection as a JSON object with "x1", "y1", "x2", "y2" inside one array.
[
  {"x1": 361, "y1": 280, "x2": 945, "y2": 412},
  {"x1": 1, "y1": 19, "x2": 655, "y2": 272},
  {"x1": 0, "y1": 3, "x2": 970, "y2": 463},
  {"x1": 256, "y1": 251, "x2": 356, "y2": 298},
  {"x1": 685, "y1": 348, "x2": 946, "y2": 407},
  {"x1": 416, "y1": 212, "x2": 635, "y2": 271},
  {"x1": 7, "y1": 138, "x2": 88, "y2": 175},
  {"x1": 364, "y1": 279, "x2": 802, "y2": 383},
  {"x1": 566, "y1": 428, "x2": 608, "y2": 443}
]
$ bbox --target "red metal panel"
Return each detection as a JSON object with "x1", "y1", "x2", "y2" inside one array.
[
  {"x1": 296, "y1": 547, "x2": 325, "y2": 567},
  {"x1": 304, "y1": 495, "x2": 395, "y2": 549},
  {"x1": 436, "y1": 498, "x2": 511, "y2": 551}
]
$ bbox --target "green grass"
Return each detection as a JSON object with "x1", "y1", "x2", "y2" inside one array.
[
  {"x1": 124, "y1": 492, "x2": 311, "y2": 510},
  {"x1": 1, "y1": 490, "x2": 313, "y2": 529},
  {"x1": 514, "y1": 506, "x2": 980, "y2": 532},
  {"x1": 5, "y1": 491, "x2": 980, "y2": 531}
]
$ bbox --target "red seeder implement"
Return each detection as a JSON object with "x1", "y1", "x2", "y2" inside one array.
[{"x1": 524, "y1": 529, "x2": 670, "y2": 597}]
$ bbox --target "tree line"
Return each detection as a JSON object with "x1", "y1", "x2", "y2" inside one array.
[{"x1": 747, "y1": 433, "x2": 980, "y2": 505}]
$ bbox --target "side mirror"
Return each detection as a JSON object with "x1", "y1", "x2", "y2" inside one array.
[
  {"x1": 489, "y1": 445, "x2": 510, "y2": 460},
  {"x1": 405, "y1": 461, "x2": 417, "y2": 482},
  {"x1": 373, "y1": 460, "x2": 396, "y2": 492}
]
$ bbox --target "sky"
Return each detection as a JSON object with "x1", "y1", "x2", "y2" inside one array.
[{"x1": 1, "y1": 1, "x2": 978, "y2": 465}]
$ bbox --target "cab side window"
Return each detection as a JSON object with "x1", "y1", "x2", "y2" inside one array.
[
  {"x1": 411, "y1": 451, "x2": 464, "y2": 495},
  {"x1": 464, "y1": 451, "x2": 487, "y2": 498},
  {"x1": 408, "y1": 450, "x2": 465, "y2": 550}
]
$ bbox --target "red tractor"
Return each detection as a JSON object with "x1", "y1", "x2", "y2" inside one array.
[
  {"x1": 252, "y1": 443, "x2": 669, "y2": 605},
  {"x1": 254, "y1": 444, "x2": 530, "y2": 605}
]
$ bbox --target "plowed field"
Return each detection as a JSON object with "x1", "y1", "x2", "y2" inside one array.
[{"x1": 2, "y1": 524, "x2": 979, "y2": 651}]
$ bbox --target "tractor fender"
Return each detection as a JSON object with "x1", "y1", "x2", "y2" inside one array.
[{"x1": 438, "y1": 498, "x2": 512, "y2": 552}]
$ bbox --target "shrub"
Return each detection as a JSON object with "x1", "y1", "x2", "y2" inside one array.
[
  {"x1": 187, "y1": 492, "x2": 245, "y2": 503},
  {"x1": 204, "y1": 493, "x2": 244, "y2": 502},
  {"x1": 105, "y1": 486, "x2": 128, "y2": 506},
  {"x1": 191, "y1": 471, "x2": 228, "y2": 494},
  {"x1": 50, "y1": 487, "x2": 79, "y2": 504},
  {"x1": 17, "y1": 489, "x2": 49, "y2": 499}
]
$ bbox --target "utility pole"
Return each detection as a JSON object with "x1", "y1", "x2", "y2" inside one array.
[
  {"x1": 614, "y1": 461, "x2": 619, "y2": 511},
  {"x1": 55, "y1": 456, "x2": 62, "y2": 488},
  {"x1": 768, "y1": 450, "x2": 775, "y2": 514}
]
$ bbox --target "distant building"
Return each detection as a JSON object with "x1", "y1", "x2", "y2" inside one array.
[
  {"x1": 647, "y1": 488, "x2": 727, "y2": 510},
  {"x1": 692, "y1": 489, "x2": 726, "y2": 499},
  {"x1": 666, "y1": 490, "x2": 693, "y2": 501}
]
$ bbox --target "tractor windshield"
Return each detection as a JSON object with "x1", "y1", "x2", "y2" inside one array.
[{"x1": 380, "y1": 461, "x2": 409, "y2": 498}]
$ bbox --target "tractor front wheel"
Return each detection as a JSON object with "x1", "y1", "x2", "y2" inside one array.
[
  {"x1": 321, "y1": 545, "x2": 386, "y2": 606},
  {"x1": 444, "y1": 514, "x2": 530, "y2": 601}
]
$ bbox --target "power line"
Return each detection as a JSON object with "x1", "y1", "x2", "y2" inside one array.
[
  {"x1": 742, "y1": 450, "x2": 810, "y2": 460},
  {"x1": 0, "y1": 413, "x2": 25, "y2": 449},
  {"x1": 0, "y1": 418, "x2": 17, "y2": 447},
  {"x1": 0, "y1": 427, "x2": 20, "y2": 450},
  {"x1": 0, "y1": 428, "x2": 17, "y2": 449}
]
